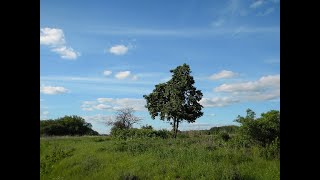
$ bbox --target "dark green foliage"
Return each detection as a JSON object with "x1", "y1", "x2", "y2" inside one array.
[
  {"x1": 143, "y1": 63, "x2": 203, "y2": 138},
  {"x1": 40, "y1": 146, "x2": 75, "y2": 175},
  {"x1": 141, "y1": 124, "x2": 153, "y2": 130},
  {"x1": 40, "y1": 115, "x2": 99, "y2": 136},
  {"x1": 209, "y1": 125, "x2": 239, "y2": 135},
  {"x1": 235, "y1": 109, "x2": 280, "y2": 147},
  {"x1": 218, "y1": 131, "x2": 231, "y2": 142},
  {"x1": 111, "y1": 128, "x2": 172, "y2": 140},
  {"x1": 259, "y1": 137, "x2": 280, "y2": 159},
  {"x1": 120, "y1": 173, "x2": 139, "y2": 180}
]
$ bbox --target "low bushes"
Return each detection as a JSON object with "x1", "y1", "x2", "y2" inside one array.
[{"x1": 111, "y1": 128, "x2": 172, "y2": 139}]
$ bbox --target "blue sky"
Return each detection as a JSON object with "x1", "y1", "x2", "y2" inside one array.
[{"x1": 40, "y1": 0, "x2": 280, "y2": 134}]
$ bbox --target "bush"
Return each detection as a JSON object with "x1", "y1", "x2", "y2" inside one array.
[
  {"x1": 235, "y1": 109, "x2": 280, "y2": 147},
  {"x1": 218, "y1": 131, "x2": 231, "y2": 142},
  {"x1": 209, "y1": 125, "x2": 239, "y2": 135},
  {"x1": 141, "y1": 124, "x2": 153, "y2": 130},
  {"x1": 259, "y1": 137, "x2": 280, "y2": 159},
  {"x1": 155, "y1": 129, "x2": 172, "y2": 139},
  {"x1": 111, "y1": 128, "x2": 171, "y2": 139}
]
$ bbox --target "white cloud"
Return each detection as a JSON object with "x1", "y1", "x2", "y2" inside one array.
[
  {"x1": 200, "y1": 97, "x2": 239, "y2": 107},
  {"x1": 40, "y1": 86, "x2": 69, "y2": 95},
  {"x1": 103, "y1": 70, "x2": 112, "y2": 76},
  {"x1": 109, "y1": 45, "x2": 129, "y2": 55},
  {"x1": 214, "y1": 74, "x2": 280, "y2": 101},
  {"x1": 115, "y1": 71, "x2": 131, "y2": 79},
  {"x1": 97, "y1": 98, "x2": 113, "y2": 103},
  {"x1": 40, "y1": 27, "x2": 80, "y2": 60},
  {"x1": 51, "y1": 46, "x2": 79, "y2": 60},
  {"x1": 81, "y1": 98, "x2": 146, "y2": 112},
  {"x1": 209, "y1": 70, "x2": 237, "y2": 80},
  {"x1": 243, "y1": 89, "x2": 279, "y2": 101},
  {"x1": 40, "y1": 28, "x2": 65, "y2": 46},
  {"x1": 215, "y1": 74, "x2": 279, "y2": 92},
  {"x1": 83, "y1": 114, "x2": 114, "y2": 124},
  {"x1": 95, "y1": 104, "x2": 112, "y2": 110},
  {"x1": 250, "y1": 0, "x2": 264, "y2": 9}
]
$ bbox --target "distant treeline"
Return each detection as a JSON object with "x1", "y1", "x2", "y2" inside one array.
[{"x1": 40, "y1": 115, "x2": 99, "y2": 136}]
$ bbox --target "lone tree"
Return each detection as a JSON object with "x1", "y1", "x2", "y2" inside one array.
[
  {"x1": 107, "y1": 107, "x2": 141, "y2": 130},
  {"x1": 143, "y1": 63, "x2": 203, "y2": 138}
]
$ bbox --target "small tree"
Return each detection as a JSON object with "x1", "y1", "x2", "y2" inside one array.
[
  {"x1": 235, "y1": 109, "x2": 280, "y2": 147},
  {"x1": 143, "y1": 63, "x2": 203, "y2": 138},
  {"x1": 107, "y1": 107, "x2": 141, "y2": 130}
]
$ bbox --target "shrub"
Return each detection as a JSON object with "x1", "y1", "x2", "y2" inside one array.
[
  {"x1": 141, "y1": 124, "x2": 153, "y2": 130},
  {"x1": 218, "y1": 131, "x2": 231, "y2": 142},
  {"x1": 111, "y1": 128, "x2": 171, "y2": 139},
  {"x1": 235, "y1": 109, "x2": 280, "y2": 147},
  {"x1": 259, "y1": 137, "x2": 280, "y2": 159}
]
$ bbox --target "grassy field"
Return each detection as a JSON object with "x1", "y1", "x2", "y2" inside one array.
[{"x1": 40, "y1": 135, "x2": 280, "y2": 180}]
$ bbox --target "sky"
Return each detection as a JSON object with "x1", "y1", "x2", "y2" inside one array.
[{"x1": 40, "y1": 0, "x2": 280, "y2": 134}]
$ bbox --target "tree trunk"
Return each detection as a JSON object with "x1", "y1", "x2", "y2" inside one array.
[
  {"x1": 173, "y1": 119, "x2": 176, "y2": 138},
  {"x1": 175, "y1": 120, "x2": 179, "y2": 138}
]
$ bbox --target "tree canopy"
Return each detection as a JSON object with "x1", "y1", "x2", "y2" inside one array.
[
  {"x1": 143, "y1": 63, "x2": 203, "y2": 138},
  {"x1": 40, "y1": 115, "x2": 99, "y2": 136}
]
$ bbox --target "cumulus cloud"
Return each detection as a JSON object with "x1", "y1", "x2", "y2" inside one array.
[
  {"x1": 250, "y1": 0, "x2": 264, "y2": 9},
  {"x1": 51, "y1": 46, "x2": 79, "y2": 59},
  {"x1": 109, "y1": 45, "x2": 129, "y2": 55},
  {"x1": 97, "y1": 98, "x2": 113, "y2": 103},
  {"x1": 200, "y1": 97, "x2": 239, "y2": 107},
  {"x1": 215, "y1": 74, "x2": 279, "y2": 92},
  {"x1": 103, "y1": 70, "x2": 112, "y2": 76},
  {"x1": 81, "y1": 98, "x2": 146, "y2": 111},
  {"x1": 40, "y1": 86, "x2": 69, "y2": 95},
  {"x1": 40, "y1": 28, "x2": 65, "y2": 45},
  {"x1": 95, "y1": 104, "x2": 112, "y2": 110},
  {"x1": 209, "y1": 70, "x2": 237, "y2": 80},
  {"x1": 214, "y1": 74, "x2": 280, "y2": 101},
  {"x1": 40, "y1": 27, "x2": 80, "y2": 60},
  {"x1": 115, "y1": 71, "x2": 131, "y2": 79},
  {"x1": 83, "y1": 114, "x2": 114, "y2": 124}
]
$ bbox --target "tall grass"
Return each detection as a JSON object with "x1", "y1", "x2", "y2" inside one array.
[{"x1": 40, "y1": 135, "x2": 279, "y2": 180}]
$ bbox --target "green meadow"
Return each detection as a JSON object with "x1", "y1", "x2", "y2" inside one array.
[{"x1": 40, "y1": 134, "x2": 279, "y2": 180}]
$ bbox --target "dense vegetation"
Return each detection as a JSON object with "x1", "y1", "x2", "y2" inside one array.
[
  {"x1": 40, "y1": 115, "x2": 99, "y2": 136},
  {"x1": 40, "y1": 109, "x2": 280, "y2": 179}
]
